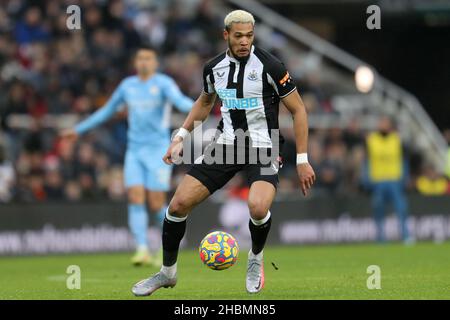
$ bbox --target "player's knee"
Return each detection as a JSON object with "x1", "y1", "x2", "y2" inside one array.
[
  {"x1": 128, "y1": 188, "x2": 145, "y2": 204},
  {"x1": 168, "y1": 197, "x2": 190, "y2": 218},
  {"x1": 248, "y1": 199, "x2": 269, "y2": 220}
]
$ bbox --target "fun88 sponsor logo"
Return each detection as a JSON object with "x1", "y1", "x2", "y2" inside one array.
[{"x1": 217, "y1": 89, "x2": 258, "y2": 110}]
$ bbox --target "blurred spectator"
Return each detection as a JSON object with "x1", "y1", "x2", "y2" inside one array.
[
  {"x1": 0, "y1": 145, "x2": 15, "y2": 202},
  {"x1": 56, "y1": 138, "x2": 77, "y2": 181},
  {"x1": 416, "y1": 165, "x2": 449, "y2": 196},
  {"x1": 0, "y1": 81, "x2": 29, "y2": 132},
  {"x1": 14, "y1": 6, "x2": 50, "y2": 45},
  {"x1": 28, "y1": 169, "x2": 46, "y2": 201},
  {"x1": 64, "y1": 180, "x2": 81, "y2": 202},
  {"x1": 78, "y1": 171, "x2": 100, "y2": 200},
  {"x1": 44, "y1": 168, "x2": 64, "y2": 200},
  {"x1": 76, "y1": 142, "x2": 96, "y2": 179},
  {"x1": 343, "y1": 118, "x2": 364, "y2": 150},
  {"x1": 73, "y1": 142, "x2": 100, "y2": 200},
  {"x1": 316, "y1": 141, "x2": 345, "y2": 194}
]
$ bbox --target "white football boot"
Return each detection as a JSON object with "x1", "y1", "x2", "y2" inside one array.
[
  {"x1": 246, "y1": 250, "x2": 265, "y2": 294},
  {"x1": 132, "y1": 272, "x2": 177, "y2": 297}
]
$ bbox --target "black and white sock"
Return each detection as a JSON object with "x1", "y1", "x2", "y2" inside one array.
[
  {"x1": 161, "y1": 208, "x2": 187, "y2": 278},
  {"x1": 249, "y1": 210, "x2": 272, "y2": 258}
]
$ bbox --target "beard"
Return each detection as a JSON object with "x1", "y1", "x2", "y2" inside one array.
[{"x1": 228, "y1": 40, "x2": 251, "y2": 62}]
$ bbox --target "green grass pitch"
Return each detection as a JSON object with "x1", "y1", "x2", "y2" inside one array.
[{"x1": 1, "y1": 242, "x2": 449, "y2": 300}]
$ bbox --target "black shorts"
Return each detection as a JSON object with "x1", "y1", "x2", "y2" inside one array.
[{"x1": 186, "y1": 143, "x2": 281, "y2": 194}]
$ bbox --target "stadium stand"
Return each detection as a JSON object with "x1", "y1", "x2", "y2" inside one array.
[{"x1": 0, "y1": 0, "x2": 448, "y2": 203}]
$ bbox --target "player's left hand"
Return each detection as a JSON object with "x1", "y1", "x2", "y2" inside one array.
[{"x1": 297, "y1": 163, "x2": 315, "y2": 196}]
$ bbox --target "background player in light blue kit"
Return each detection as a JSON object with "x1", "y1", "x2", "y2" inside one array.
[{"x1": 61, "y1": 45, "x2": 193, "y2": 266}]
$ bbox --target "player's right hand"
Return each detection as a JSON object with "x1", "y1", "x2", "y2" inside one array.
[
  {"x1": 297, "y1": 163, "x2": 315, "y2": 197},
  {"x1": 163, "y1": 137, "x2": 184, "y2": 165},
  {"x1": 59, "y1": 128, "x2": 78, "y2": 141}
]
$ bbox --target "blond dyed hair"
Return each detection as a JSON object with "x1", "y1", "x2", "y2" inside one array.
[{"x1": 224, "y1": 10, "x2": 255, "y2": 31}]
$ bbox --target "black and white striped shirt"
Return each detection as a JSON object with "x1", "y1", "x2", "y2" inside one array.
[{"x1": 203, "y1": 45, "x2": 296, "y2": 149}]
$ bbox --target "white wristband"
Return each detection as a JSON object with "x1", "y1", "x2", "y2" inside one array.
[
  {"x1": 173, "y1": 127, "x2": 189, "y2": 141},
  {"x1": 296, "y1": 153, "x2": 308, "y2": 165}
]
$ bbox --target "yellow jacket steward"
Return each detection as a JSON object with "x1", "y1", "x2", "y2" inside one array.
[{"x1": 366, "y1": 132, "x2": 403, "y2": 182}]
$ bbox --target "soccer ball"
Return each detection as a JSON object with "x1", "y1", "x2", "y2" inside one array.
[{"x1": 199, "y1": 231, "x2": 239, "y2": 270}]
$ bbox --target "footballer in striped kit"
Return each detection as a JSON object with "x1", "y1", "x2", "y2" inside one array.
[{"x1": 132, "y1": 9, "x2": 315, "y2": 297}]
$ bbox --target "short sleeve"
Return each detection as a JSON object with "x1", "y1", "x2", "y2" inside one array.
[
  {"x1": 202, "y1": 64, "x2": 215, "y2": 95},
  {"x1": 267, "y1": 61, "x2": 296, "y2": 98}
]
